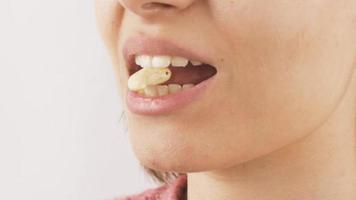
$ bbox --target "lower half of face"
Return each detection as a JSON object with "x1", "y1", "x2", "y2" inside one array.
[{"x1": 99, "y1": 0, "x2": 356, "y2": 172}]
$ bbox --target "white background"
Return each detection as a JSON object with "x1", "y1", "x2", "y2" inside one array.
[{"x1": 0, "y1": 0, "x2": 155, "y2": 199}]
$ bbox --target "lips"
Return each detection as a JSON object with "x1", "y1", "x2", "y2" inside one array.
[{"x1": 122, "y1": 36, "x2": 217, "y2": 115}]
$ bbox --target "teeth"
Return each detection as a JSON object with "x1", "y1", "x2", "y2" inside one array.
[
  {"x1": 135, "y1": 56, "x2": 142, "y2": 65},
  {"x1": 171, "y1": 56, "x2": 189, "y2": 67},
  {"x1": 144, "y1": 85, "x2": 158, "y2": 97},
  {"x1": 152, "y1": 56, "x2": 171, "y2": 68},
  {"x1": 182, "y1": 84, "x2": 194, "y2": 90},
  {"x1": 168, "y1": 84, "x2": 182, "y2": 94},
  {"x1": 138, "y1": 89, "x2": 145, "y2": 95},
  {"x1": 157, "y1": 85, "x2": 169, "y2": 96},
  {"x1": 191, "y1": 61, "x2": 202, "y2": 66},
  {"x1": 135, "y1": 55, "x2": 152, "y2": 68},
  {"x1": 137, "y1": 83, "x2": 195, "y2": 97},
  {"x1": 134, "y1": 55, "x2": 203, "y2": 68}
]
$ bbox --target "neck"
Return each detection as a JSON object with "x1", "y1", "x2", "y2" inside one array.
[{"x1": 187, "y1": 81, "x2": 356, "y2": 200}]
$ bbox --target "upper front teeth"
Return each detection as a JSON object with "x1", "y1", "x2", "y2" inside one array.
[
  {"x1": 135, "y1": 55, "x2": 203, "y2": 68},
  {"x1": 171, "y1": 56, "x2": 189, "y2": 67},
  {"x1": 152, "y1": 55, "x2": 171, "y2": 68},
  {"x1": 191, "y1": 60, "x2": 202, "y2": 66}
]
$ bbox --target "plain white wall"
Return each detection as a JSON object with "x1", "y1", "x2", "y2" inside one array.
[{"x1": 0, "y1": 0, "x2": 156, "y2": 199}]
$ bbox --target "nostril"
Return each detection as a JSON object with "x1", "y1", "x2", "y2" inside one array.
[{"x1": 141, "y1": 2, "x2": 174, "y2": 10}]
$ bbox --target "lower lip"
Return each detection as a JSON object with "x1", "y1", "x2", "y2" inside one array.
[{"x1": 126, "y1": 75, "x2": 216, "y2": 115}]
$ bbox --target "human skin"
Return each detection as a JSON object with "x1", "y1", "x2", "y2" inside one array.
[{"x1": 96, "y1": 0, "x2": 356, "y2": 199}]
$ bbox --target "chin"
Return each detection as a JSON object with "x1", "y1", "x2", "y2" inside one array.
[
  {"x1": 131, "y1": 140, "x2": 197, "y2": 173},
  {"x1": 130, "y1": 137, "x2": 238, "y2": 173}
]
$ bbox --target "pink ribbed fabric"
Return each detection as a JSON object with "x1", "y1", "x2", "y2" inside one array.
[{"x1": 116, "y1": 175, "x2": 187, "y2": 200}]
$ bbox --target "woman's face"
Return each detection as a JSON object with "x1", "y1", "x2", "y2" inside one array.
[{"x1": 96, "y1": 0, "x2": 356, "y2": 172}]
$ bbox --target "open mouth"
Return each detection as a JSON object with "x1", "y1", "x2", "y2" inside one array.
[{"x1": 127, "y1": 55, "x2": 217, "y2": 97}]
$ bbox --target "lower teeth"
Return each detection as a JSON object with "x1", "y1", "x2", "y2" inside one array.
[{"x1": 138, "y1": 83, "x2": 195, "y2": 97}]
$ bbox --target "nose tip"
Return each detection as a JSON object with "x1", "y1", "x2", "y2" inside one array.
[{"x1": 120, "y1": 0, "x2": 195, "y2": 17}]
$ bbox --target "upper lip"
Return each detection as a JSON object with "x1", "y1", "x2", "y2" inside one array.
[{"x1": 122, "y1": 36, "x2": 213, "y2": 74}]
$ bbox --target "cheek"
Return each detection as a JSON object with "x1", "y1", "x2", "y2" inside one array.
[
  {"x1": 167, "y1": 1, "x2": 356, "y2": 168},
  {"x1": 210, "y1": 0, "x2": 354, "y2": 128}
]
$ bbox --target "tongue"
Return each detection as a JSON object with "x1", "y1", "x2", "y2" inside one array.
[{"x1": 164, "y1": 64, "x2": 217, "y2": 85}]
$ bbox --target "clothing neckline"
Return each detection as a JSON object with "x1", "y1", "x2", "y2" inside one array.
[{"x1": 117, "y1": 175, "x2": 187, "y2": 200}]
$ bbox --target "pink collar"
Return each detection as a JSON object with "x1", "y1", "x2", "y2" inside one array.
[{"x1": 118, "y1": 175, "x2": 187, "y2": 200}]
